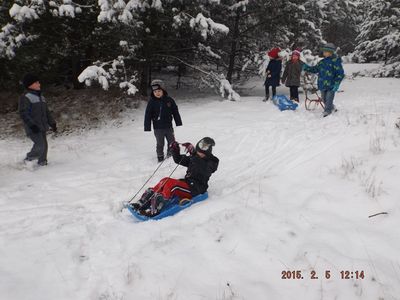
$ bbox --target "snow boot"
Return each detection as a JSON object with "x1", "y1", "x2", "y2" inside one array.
[
  {"x1": 157, "y1": 155, "x2": 164, "y2": 163},
  {"x1": 37, "y1": 160, "x2": 48, "y2": 166},
  {"x1": 131, "y1": 188, "x2": 154, "y2": 211},
  {"x1": 146, "y1": 193, "x2": 166, "y2": 216},
  {"x1": 24, "y1": 156, "x2": 37, "y2": 162},
  {"x1": 323, "y1": 111, "x2": 331, "y2": 118}
]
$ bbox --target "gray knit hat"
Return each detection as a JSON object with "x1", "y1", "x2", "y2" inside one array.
[
  {"x1": 321, "y1": 43, "x2": 336, "y2": 53},
  {"x1": 150, "y1": 79, "x2": 166, "y2": 91}
]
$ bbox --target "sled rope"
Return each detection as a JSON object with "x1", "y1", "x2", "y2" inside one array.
[
  {"x1": 128, "y1": 157, "x2": 167, "y2": 204},
  {"x1": 128, "y1": 147, "x2": 189, "y2": 207},
  {"x1": 149, "y1": 149, "x2": 189, "y2": 214}
]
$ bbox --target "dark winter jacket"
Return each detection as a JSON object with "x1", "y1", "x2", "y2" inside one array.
[
  {"x1": 265, "y1": 59, "x2": 282, "y2": 87},
  {"x1": 282, "y1": 60, "x2": 303, "y2": 87},
  {"x1": 144, "y1": 94, "x2": 182, "y2": 131},
  {"x1": 303, "y1": 55, "x2": 345, "y2": 91},
  {"x1": 172, "y1": 149, "x2": 219, "y2": 196},
  {"x1": 18, "y1": 90, "x2": 56, "y2": 135}
]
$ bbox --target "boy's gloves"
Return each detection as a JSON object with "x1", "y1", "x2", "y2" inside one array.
[
  {"x1": 182, "y1": 142, "x2": 195, "y2": 155},
  {"x1": 51, "y1": 123, "x2": 57, "y2": 132},
  {"x1": 170, "y1": 141, "x2": 180, "y2": 153},
  {"x1": 30, "y1": 124, "x2": 40, "y2": 133},
  {"x1": 332, "y1": 83, "x2": 340, "y2": 92}
]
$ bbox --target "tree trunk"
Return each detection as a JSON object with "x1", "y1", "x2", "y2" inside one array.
[
  {"x1": 226, "y1": 8, "x2": 241, "y2": 83},
  {"x1": 139, "y1": 61, "x2": 151, "y2": 97},
  {"x1": 71, "y1": 55, "x2": 84, "y2": 89}
]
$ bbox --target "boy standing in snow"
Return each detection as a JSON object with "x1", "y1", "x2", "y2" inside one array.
[
  {"x1": 264, "y1": 47, "x2": 282, "y2": 101},
  {"x1": 19, "y1": 73, "x2": 57, "y2": 166},
  {"x1": 303, "y1": 43, "x2": 345, "y2": 117},
  {"x1": 130, "y1": 137, "x2": 219, "y2": 217},
  {"x1": 144, "y1": 79, "x2": 182, "y2": 162},
  {"x1": 281, "y1": 50, "x2": 303, "y2": 103}
]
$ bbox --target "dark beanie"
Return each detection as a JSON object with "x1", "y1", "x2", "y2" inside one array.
[{"x1": 22, "y1": 73, "x2": 39, "y2": 89}]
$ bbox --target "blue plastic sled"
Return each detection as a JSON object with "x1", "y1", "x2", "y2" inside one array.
[
  {"x1": 127, "y1": 192, "x2": 209, "y2": 221},
  {"x1": 272, "y1": 95, "x2": 298, "y2": 111}
]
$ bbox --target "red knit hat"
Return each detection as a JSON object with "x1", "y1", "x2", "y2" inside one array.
[{"x1": 267, "y1": 47, "x2": 281, "y2": 59}]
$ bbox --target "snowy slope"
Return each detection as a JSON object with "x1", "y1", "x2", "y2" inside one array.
[{"x1": 1, "y1": 64, "x2": 400, "y2": 300}]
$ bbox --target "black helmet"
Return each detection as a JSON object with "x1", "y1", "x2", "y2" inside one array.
[{"x1": 195, "y1": 137, "x2": 215, "y2": 154}]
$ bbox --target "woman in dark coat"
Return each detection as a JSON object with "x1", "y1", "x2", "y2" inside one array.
[
  {"x1": 264, "y1": 47, "x2": 282, "y2": 101},
  {"x1": 281, "y1": 50, "x2": 304, "y2": 102}
]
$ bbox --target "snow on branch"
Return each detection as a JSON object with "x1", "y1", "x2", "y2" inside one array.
[
  {"x1": 9, "y1": 4, "x2": 39, "y2": 22},
  {"x1": 78, "y1": 65, "x2": 111, "y2": 90},
  {"x1": 219, "y1": 74, "x2": 240, "y2": 101},
  {"x1": 78, "y1": 58, "x2": 139, "y2": 95},
  {"x1": 0, "y1": 24, "x2": 37, "y2": 59},
  {"x1": 198, "y1": 43, "x2": 221, "y2": 59},
  {"x1": 229, "y1": 0, "x2": 249, "y2": 11},
  {"x1": 189, "y1": 13, "x2": 229, "y2": 40},
  {"x1": 97, "y1": 0, "x2": 163, "y2": 24}
]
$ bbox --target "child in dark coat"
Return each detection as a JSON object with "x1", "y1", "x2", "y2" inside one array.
[
  {"x1": 264, "y1": 47, "x2": 282, "y2": 101},
  {"x1": 144, "y1": 79, "x2": 182, "y2": 162},
  {"x1": 19, "y1": 73, "x2": 57, "y2": 166},
  {"x1": 281, "y1": 50, "x2": 303, "y2": 102},
  {"x1": 130, "y1": 137, "x2": 219, "y2": 217}
]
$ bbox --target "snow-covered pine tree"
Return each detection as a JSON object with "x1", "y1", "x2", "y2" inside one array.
[
  {"x1": 208, "y1": 0, "x2": 325, "y2": 85},
  {"x1": 0, "y1": 1, "x2": 232, "y2": 97},
  {"x1": 322, "y1": 0, "x2": 359, "y2": 54},
  {"x1": 354, "y1": 0, "x2": 400, "y2": 77},
  {"x1": 79, "y1": 0, "x2": 230, "y2": 97}
]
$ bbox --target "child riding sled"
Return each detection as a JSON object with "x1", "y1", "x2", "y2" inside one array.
[{"x1": 130, "y1": 137, "x2": 219, "y2": 217}]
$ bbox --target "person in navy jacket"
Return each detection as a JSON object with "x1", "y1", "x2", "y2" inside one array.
[{"x1": 144, "y1": 79, "x2": 182, "y2": 162}]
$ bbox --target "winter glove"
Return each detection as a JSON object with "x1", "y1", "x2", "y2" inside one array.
[
  {"x1": 51, "y1": 124, "x2": 57, "y2": 133},
  {"x1": 182, "y1": 142, "x2": 195, "y2": 155},
  {"x1": 30, "y1": 124, "x2": 40, "y2": 133},
  {"x1": 332, "y1": 83, "x2": 340, "y2": 92},
  {"x1": 169, "y1": 141, "x2": 180, "y2": 153}
]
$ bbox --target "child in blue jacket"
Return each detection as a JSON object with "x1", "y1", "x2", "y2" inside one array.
[{"x1": 303, "y1": 43, "x2": 345, "y2": 117}]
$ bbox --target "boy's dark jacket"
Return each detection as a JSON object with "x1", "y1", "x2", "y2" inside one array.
[
  {"x1": 18, "y1": 90, "x2": 56, "y2": 135},
  {"x1": 144, "y1": 94, "x2": 182, "y2": 131},
  {"x1": 172, "y1": 149, "x2": 219, "y2": 196}
]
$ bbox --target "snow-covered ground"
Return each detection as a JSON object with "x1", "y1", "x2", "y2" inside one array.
[{"x1": 1, "y1": 64, "x2": 400, "y2": 300}]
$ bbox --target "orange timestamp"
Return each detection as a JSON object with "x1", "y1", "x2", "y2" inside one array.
[{"x1": 281, "y1": 270, "x2": 365, "y2": 280}]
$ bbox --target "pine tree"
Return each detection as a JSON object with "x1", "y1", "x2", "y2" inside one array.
[
  {"x1": 355, "y1": 0, "x2": 400, "y2": 64},
  {"x1": 322, "y1": 0, "x2": 359, "y2": 54}
]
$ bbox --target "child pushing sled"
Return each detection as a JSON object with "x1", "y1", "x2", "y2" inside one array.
[{"x1": 129, "y1": 137, "x2": 219, "y2": 217}]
